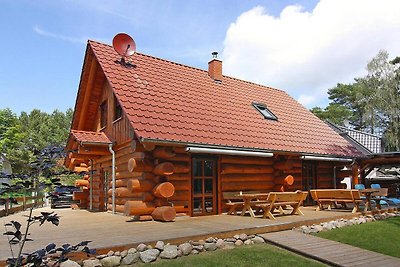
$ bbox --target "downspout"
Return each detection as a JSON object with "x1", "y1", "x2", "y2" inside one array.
[
  {"x1": 108, "y1": 144, "x2": 116, "y2": 214},
  {"x1": 90, "y1": 159, "x2": 93, "y2": 211}
]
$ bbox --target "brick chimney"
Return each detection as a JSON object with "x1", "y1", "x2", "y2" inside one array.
[{"x1": 208, "y1": 52, "x2": 222, "y2": 82}]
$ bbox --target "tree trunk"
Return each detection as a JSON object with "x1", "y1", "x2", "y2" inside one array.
[
  {"x1": 153, "y1": 182, "x2": 175, "y2": 198},
  {"x1": 124, "y1": 200, "x2": 155, "y2": 216},
  {"x1": 151, "y1": 206, "x2": 176, "y2": 222},
  {"x1": 153, "y1": 162, "x2": 174, "y2": 176}
]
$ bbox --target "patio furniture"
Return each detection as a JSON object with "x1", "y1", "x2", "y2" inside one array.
[
  {"x1": 359, "y1": 188, "x2": 381, "y2": 211},
  {"x1": 371, "y1": 184, "x2": 400, "y2": 205},
  {"x1": 253, "y1": 191, "x2": 308, "y2": 220},
  {"x1": 310, "y1": 189, "x2": 364, "y2": 213},
  {"x1": 223, "y1": 191, "x2": 266, "y2": 215}
]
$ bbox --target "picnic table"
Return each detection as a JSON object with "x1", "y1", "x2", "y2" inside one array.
[
  {"x1": 360, "y1": 188, "x2": 380, "y2": 211},
  {"x1": 238, "y1": 193, "x2": 270, "y2": 217}
]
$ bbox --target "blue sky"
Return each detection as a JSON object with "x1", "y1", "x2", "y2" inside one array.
[{"x1": 1, "y1": 0, "x2": 399, "y2": 114}]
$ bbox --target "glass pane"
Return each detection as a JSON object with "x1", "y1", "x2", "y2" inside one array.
[
  {"x1": 193, "y1": 160, "x2": 202, "y2": 177},
  {"x1": 193, "y1": 198, "x2": 203, "y2": 214},
  {"x1": 204, "y1": 160, "x2": 214, "y2": 176},
  {"x1": 205, "y1": 197, "x2": 213, "y2": 213},
  {"x1": 205, "y1": 179, "x2": 213, "y2": 194},
  {"x1": 194, "y1": 179, "x2": 202, "y2": 195}
]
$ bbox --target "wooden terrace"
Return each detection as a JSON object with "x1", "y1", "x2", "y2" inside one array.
[{"x1": 0, "y1": 206, "x2": 373, "y2": 261}]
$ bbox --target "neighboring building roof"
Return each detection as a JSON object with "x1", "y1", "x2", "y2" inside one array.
[
  {"x1": 70, "y1": 130, "x2": 112, "y2": 145},
  {"x1": 327, "y1": 121, "x2": 382, "y2": 154},
  {"x1": 85, "y1": 40, "x2": 362, "y2": 157}
]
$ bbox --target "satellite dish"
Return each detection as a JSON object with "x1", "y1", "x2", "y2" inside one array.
[{"x1": 112, "y1": 33, "x2": 136, "y2": 58}]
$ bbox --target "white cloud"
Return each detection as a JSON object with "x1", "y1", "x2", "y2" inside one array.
[
  {"x1": 33, "y1": 25, "x2": 108, "y2": 44},
  {"x1": 222, "y1": 0, "x2": 400, "y2": 108}
]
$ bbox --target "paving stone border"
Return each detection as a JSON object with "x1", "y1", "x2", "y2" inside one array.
[
  {"x1": 54, "y1": 233, "x2": 266, "y2": 266},
  {"x1": 295, "y1": 211, "x2": 400, "y2": 234}
]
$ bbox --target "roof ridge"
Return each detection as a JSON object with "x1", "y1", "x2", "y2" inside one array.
[{"x1": 87, "y1": 39, "x2": 285, "y2": 94}]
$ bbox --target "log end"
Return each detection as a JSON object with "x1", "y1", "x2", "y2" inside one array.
[{"x1": 151, "y1": 206, "x2": 176, "y2": 222}]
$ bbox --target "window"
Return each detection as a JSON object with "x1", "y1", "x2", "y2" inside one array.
[
  {"x1": 100, "y1": 101, "x2": 107, "y2": 128},
  {"x1": 114, "y1": 96, "x2": 122, "y2": 121},
  {"x1": 252, "y1": 102, "x2": 278, "y2": 120}
]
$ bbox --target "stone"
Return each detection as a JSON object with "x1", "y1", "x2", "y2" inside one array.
[
  {"x1": 160, "y1": 245, "x2": 178, "y2": 259},
  {"x1": 206, "y1": 237, "x2": 216, "y2": 243},
  {"x1": 198, "y1": 239, "x2": 206, "y2": 245},
  {"x1": 155, "y1": 240, "x2": 165, "y2": 251},
  {"x1": 121, "y1": 252, "x2": 140, "y2": 265},
  {"x1": 192, "y1": 245, "x2": 204, "y2": 252},
  {"x1": 114, "y1": 251, "x2": 120, "y2": 256},
  {"x1": 82, "y1": 259, "x2": 102, "y2": 267},
  {"x1": 239, "y1": 233, "x2": 248, "y2": 241},
  {"x1": 120, "y1": 250, "x2": 128, "y2": 258},
  {"x1": 204, "y1": 242, "x2": 217, "y2": 251},
  {"x1": 107, "y1": 250, "x2": 114, "y2": 257},
  {"x1": 222, "y1": 241, "x2": 236, "y2": 250},
  {"x1": 140, "y1": 249, "x2": 160, "y2": 263},
  {"x1": 315, "y1": 225, "x2": 324, "y2": 232},
  {"x1": 60, "y1": 260, "x2": 80, "y2": 267},
  {"x1": 128, "y1": 248, "x2": 137, "y2": 254},
  {"x1": 147, "y1": 245, "x2": 153, "y2": 250},
  {"x1": 191, "y1": 250, "x2": 199, "y2": 255},
  {"x1": 252, "y1": 236, "x2": 265, "y2": 244},
  {"x1": 177, "y1": 249, "x2": 183, "y2": 257},
  {"x1": 178, "y1": 242, "x2": 193, "y2": 256},
  {"x1": 96, "y1": 254, "x2": 107, "y2": 260},
  {"x1": 244, "y1": 239, "x2": 252, "y2": 245},
  {"x1": 216, "y1": 239, "x2": 225, "y2": 248},
  {"x1": 233, "y1": 234, "x2": 240, "y2": 240},
  {"x1": 100, "y1": 256, "x2": 121, "y2": 267},
  {"x1": 235, "y1": 240, "x2": 243, "y2": 246},
  {"x1": 225, "y1": 238, "x2": 236, "y2": 243},
  {"x1": 137, "y1": 243, "x2": 147, "y2": 252}
]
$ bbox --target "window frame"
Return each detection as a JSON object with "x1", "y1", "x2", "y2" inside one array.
[
  {"x1": 113, "y1": 96, "x2": 122, "y2": 122},
  {"x1": 100, "y1": 100, "x2": 108, "y2": 129},
  {"x1": 252, "y1": 102, "x2": 278, "y2": 121}
]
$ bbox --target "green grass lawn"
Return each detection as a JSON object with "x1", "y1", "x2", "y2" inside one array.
[
  {"x1": 139, "y1": 243, "x2": 326, "y2": 267},
  {"x1": 316, "y1": 216, "x2": 400, "y2": 258}
]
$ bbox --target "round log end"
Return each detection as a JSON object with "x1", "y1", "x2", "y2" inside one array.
[
  {"x1": 128, "y1": 158, "x2": 137, "y2": 173},
  {"x1": 153, "y1": 182, "x2": 175, "y2": 198},
  {"x1": 151, "y1": 206, "x2": 176, "y2": 222},
  {"x1": 284, "y1": 175, "x2": 294, "y2": 186}
]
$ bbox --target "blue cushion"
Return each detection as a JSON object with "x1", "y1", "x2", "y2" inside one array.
[
  {"x1": 355, "y1": 184, "x2": 365, "y2": 190},
  {"x1": 371, "y1": 184, "x2": 381, "y2": 189}
]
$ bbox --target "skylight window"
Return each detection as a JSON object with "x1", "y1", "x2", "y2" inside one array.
[{"x1": 252, "y1": 102, "x2": 278, "y2": 121}]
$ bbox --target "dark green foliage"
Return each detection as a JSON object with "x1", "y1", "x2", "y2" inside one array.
[{"x1": 311, "y1": 50, "x2": 400, "y2": 151}]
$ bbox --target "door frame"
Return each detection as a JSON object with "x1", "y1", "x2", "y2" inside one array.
[
  {"x1": 190, "y1": 155, "x2": 218, "y2": 216},
  {"x1": 302, "y1": 161, "x2": 317, "y2": 205}
]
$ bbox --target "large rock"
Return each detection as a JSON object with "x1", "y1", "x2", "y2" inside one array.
[
  {"x1": 121, "y1": 252, "x2": 140, "y2": 265},
  {"x1": 155, "y1": 240, "x2": 165, "y2": 251},
  {"x1": 215, "y1": 239, "x2": 225, "y2": 248},
  {"x1": 60, "y1": 260, "x2": 80, "y2": 267},
  {"x1": 204, "y1": 242, "x2": 217, "y2": 251},
  {"x1": 178, "y1": 242, "x2": 193, "y2": 256},
  {"x1": 140, "y1": 249, "x2": 160, "y2": 263},
  {"x1": 206, "y1": 237, "x2": 216, "y2": 243},
  {"x1": 239, "y1": 233, "x2": 248, "y2": 241},
  {"x1": 222, "y1": 241, "x2": 235, "y2": 250},
  {"x1": 100, "y1": 256, "x2": 121, "y2": 267},
  {"x1": 137, "y1": 243, "x2": 147, "y2": 252},
  {"x1": 82, "y1": 259, "x2": 102, "y2": 267},
  {"x1": 252, "y1": 236, "x2": 265, "y2": 244},
  {"x1": 235, "y1": 240, "x2": 243, "y2": 246},
  {"x1": 160, "y1": 245, "x2": 178, "y2": 259}
]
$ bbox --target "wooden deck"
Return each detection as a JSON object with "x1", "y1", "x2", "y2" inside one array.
[
  {"x1": 0, "y1": 206, "x2": 382, "y2": 262},
  {"x1": 261, "y1": 230, "x2": 400, "y2": 267}
]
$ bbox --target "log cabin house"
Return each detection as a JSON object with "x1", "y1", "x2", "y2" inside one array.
[{"x1": 65, "y1": 39, "x2": 364, "y2": 218}]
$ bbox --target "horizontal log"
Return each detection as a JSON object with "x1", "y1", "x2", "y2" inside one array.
[
  {"x1": 273, "y1": 185, "x2": 287, "y2": 192},
  {"x1": 124, "y1": 200, "x2": 156, "y2": 216},
  {"x1": 274, "y1": 160, "x2": 294, "y2": 170},
  {"x1": 221, "y1": 164, "x2": 274, "y2": 175},
  {"x1": 75, "y1": 179, "x2": 89, "y2": 187},
  {"x1": 127, "y1": 179, "x2": 156, "y2": 192},
  {"x1": 153, "y1": 182, "x2": 175, "y2": 198},
  {"x1": 220, "y1": 173, "x2": 274, "y2": 182},
  {"x1": 107, "y1": 204, "x2": 125, "y2": 213},
  {"x1": 221, "y1": 155, "x2": 273, "y2": 165},
  {"x1": 151, "y1": 206, "x2": 176, "y2": 222},
  {"x1": 173, "y1": 163, "x2": 190, "y2": 174},
  {"x1": 73, "y1": 166, "x2": 89, "y2": 173},
  {"x1": 153, "y1": 162, "x2": 174, "y2": 176},
  {"x1": 167, "y1": 154, "x2": 190, "y2": 162},
  {"x1": 166, "y1": 173, "x2": 190, "y2": 181},
  {"x1": 168, "y1": 190, "x2": 190, "y2": 201},
  {"x1": 221, "y1": 181, "x2": 274, "y2": 191},
  {"x1": 128, "y1": 158, "x2": 154, "y2": 173},
  {"x1": 153, "y1": 198, "x2": 169, "y2": 206},
  {"x1": 109, "y1": 179, "x2": 129, "y2": 188},
  {"x1": 108, "y1": 193, "x2": 155, "y2": 204},
  {"x1": 172, "y1": 147, "x2": 187, "y2": 154},
  {"x1": 152, "y1": 147, "x2": 176, "y2": 159},
  {"x1": 116, "y1": 171, "x2": 156, "y2": 180},
  {"x1": 275, "y1": 175, "x2": 295, "y2": 186},
  {"x1": 170, "y1": 181, "x2": 190, "y2": 191}
]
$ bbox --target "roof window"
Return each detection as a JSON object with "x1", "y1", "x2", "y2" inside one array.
[{"x1": 252, "y1": 102, "x2": 278, "y2": 121}]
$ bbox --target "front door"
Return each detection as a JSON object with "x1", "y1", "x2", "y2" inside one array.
[
  {"x1": 302, "y1": 161, "x2": 317, "y2": 205},
  {"x1": 192, "y1": 158, "x2": 217, "y2": 216}
]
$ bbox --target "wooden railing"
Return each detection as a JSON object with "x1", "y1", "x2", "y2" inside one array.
[{"x1": 0, "y1": 195, "x2": 45, "y2": 217}]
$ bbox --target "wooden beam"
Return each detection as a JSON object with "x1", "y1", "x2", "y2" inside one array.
[{"x1": 78, "y1": 59, "x2": 98, "y2": 130}]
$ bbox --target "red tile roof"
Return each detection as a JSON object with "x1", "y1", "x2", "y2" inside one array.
[
  {"x1": 88, "y1": 40, "x2": 361, "y2": 157},
  {"x1": 71, "y1": 130, "x2": 112, "y2": 144}
]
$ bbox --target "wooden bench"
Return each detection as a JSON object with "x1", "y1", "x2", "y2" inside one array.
[
  {"x1": 310, "y1": 189, "x2": 364, "y2": 213},
  {"x1": 223, "y1": 191, "x2": 266, "y2": 215},
  {"x1": 253, "y1": 191, "x2": 308, "y2": 219}
]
